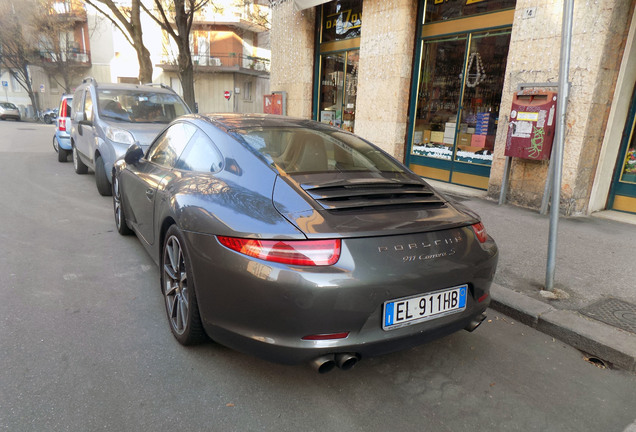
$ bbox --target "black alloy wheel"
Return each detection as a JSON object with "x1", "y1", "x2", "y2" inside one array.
[
  {"x1": 161, "y1": 225, "x2": 206, "y2": 345},
  {"x1": 112, "y1": 174, "x2": 132, "y2": 235}
]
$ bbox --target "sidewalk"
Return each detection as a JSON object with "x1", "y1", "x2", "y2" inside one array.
[{"x1": 428, "y1": 180, "x2": 636, "y2": 372}]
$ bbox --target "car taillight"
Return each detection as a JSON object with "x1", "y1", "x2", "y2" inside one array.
[
  {"x1": 302, "y1": 332, "x2": 349, "y2": 340},
  {"x1": 471, "y1": 222, "x2": 488, "y2": 243},
  {"x1": 58, "y1": 119, "x2": 66, "y2": 132},
  {"x1": 217, "y1": 236, "x2": 341, "y2": 266},
  {"x1": 60, "y1": 100, "x2": 68, "y2": 117}
]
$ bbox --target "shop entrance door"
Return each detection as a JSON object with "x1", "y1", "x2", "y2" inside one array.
[
  {"x1": 608, "y1": 84, "x2": 636, "y2": 214},
  {"x1": 318, "y1": 50, "x2": 359, "y2": 132}
]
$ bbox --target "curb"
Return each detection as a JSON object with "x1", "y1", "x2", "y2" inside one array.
[{"x1": 489, "y1": 283, "x2": 636, "y2": 372}]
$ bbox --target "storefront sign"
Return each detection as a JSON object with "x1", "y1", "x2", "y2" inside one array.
[{"x1": 321, "y1": 0, "x2": 362, "y2": 42}]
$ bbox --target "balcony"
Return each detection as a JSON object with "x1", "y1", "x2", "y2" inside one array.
[
  {"x1": 192, "y1": 3, "x2": 270, "y2": 33},
  {"x1": 52, "y1": 0, "x2": 87, "y2": 21},
  {"x1": 39, "y1": 49, "x2": 91, "y2": 67},
  {"x1": 158, "y1": 53, "x2": 270, "y2": 76}
]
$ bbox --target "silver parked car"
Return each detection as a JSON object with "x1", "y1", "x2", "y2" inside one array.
[
  {"x1": 112, "y1": 114, "x2": 499, "y2": 372},
  {"x1": 0, "y1": 102, "x2": 21, "y2": 121},
  {"x1": 70, "y1": 78, "x2": 190, "y2": 195}
]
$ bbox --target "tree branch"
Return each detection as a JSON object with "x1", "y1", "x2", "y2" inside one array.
[{"x1": 84, "y1": 0, "x2": 135, "y2": 47}]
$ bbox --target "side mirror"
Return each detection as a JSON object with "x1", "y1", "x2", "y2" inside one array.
[
  {"x1": 78, "y1": 111, "x2": 92, "y2": 126},
  {"x1": 124, "y1": 143, "x2": 144, "y2": 165}
]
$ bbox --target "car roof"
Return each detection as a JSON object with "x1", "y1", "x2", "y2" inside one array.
[
  {"x1": 95, "y1": 83, "x2": 177, "y2": 94},
  {"x1": 196, "y1": 113, "x2": 325, "y2": 132}
]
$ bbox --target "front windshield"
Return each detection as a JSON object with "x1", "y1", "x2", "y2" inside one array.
[
  {"x1": 1, "y1": 103, "x2": 17, "y2": 109},
  {"x1": 97, "y1": 88, "x2": 188, "y2": 123},
  {"x1": 233, "y1": 127, "x2": 406, "y2": 174}
]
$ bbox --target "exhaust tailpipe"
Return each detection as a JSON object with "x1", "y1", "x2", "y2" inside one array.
[
  {"x1": 335, "y1": 353, "x2": 360, "y2": 371},
  {"x1": 311, "y1": 355, "x2": 336, "y2": 374},
  {"x1": 465, "y1": 313, "x2": 487, "y2": 332}
]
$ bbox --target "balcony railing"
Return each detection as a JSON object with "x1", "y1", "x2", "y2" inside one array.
[
  {"x1": 39, "y1": 49, "x2": 91, "y2": 66},
  {"x1": 160, "y1": 53, "x2": 270, "y2": 73}
]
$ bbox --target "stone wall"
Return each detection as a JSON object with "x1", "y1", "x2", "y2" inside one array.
[
  {"x1": 489, "y1": 0, "x2": 634, "y2": 215},
  {"x1": 270, "y1": 1, "x2": 315, "y2": 118},
  {"x1": 354, "y1": 0, "x2": 418, "y2": 162}
]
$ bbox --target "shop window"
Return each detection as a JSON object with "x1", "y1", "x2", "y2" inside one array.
[
  {"x1": 319, "y1": 50, "x2": 358, "y2": 132},
  {"x1": 455, "y1": 30, "x2": 511, "y2": 166},
  {"x1": 424, "y1": 0, "x2": 516, "y2": 24},
  {"x1": 321, "y1": 0, "x2": 362, "y2": 43},
  {"x1": 411, "y1": 30, "x2": 511, "y2": 167},
  {"x1": 618, "y1": 118, "x2": 636, "y2": 185}
]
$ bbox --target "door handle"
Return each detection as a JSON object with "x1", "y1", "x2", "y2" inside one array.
[{"x1": 146, "y1": 189, "x2": 155, "y2": 200}]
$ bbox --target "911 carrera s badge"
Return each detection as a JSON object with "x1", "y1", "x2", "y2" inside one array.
[{"x1": 378, "y1": 235, "x2": 462, "y2": 252}]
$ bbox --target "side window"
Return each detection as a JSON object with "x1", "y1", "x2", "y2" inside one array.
[
  {"x1": 175, "y1": 131, "x2": 224, "y2": 173},
  {"x1": 147, "y1": 122, "x2": 197, "y2": 168},
  {"x1": 72, "y1": 91, "x2": 83, "y2": 120},
  {"x1": 84, "y1": 90, "x2": 93, "y2": 122}
]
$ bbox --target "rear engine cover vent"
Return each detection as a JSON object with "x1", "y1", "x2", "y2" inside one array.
[{"x1": 302, "y1": 181, "x2": 446, "y2": 211}]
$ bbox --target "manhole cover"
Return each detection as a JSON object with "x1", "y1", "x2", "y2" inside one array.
[{"x1": 580, "y1": 298, "x2": 636, "y2": 334}]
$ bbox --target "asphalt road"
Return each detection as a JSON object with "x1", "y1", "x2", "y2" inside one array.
[{"x1": 1, "y1": 120, "x2": 635, "y2": 432}]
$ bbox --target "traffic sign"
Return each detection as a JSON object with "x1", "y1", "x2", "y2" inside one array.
[
  {"x1": 224, "y1": 90, "x2": 231, "y2": 100},
  {"x1": 1, "y1": 81, "x2": 7, "y2": 87}
]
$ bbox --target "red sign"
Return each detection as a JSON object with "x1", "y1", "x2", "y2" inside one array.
[
  {"x1": 224, "y1": 90, "x2": 231, "y2": 100},
  {"x1": 505, "y1": 91, "x2": 557, "y2": 160},
  {"x1": 263, "y1": 94, "x2": 283, "y2": 115}
]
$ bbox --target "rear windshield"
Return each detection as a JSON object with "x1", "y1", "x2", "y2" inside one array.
[
  {"x1": 97, "y1": 89, "x2": 189, "y2": 124},
  {"x1": 232, "y1": 127, "x2": 406, "y2": 174},
  {"x1": 1, "y1": 103, "x2": 17, "y2": 109}
]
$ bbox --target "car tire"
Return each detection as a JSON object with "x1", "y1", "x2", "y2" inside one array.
[
  {"x1": 112, "y1": 173, "x2": 133, "y2": 236},
  {"x1": 73, "y1": 145, "x2": 88, "y2": 174},
  {"x1": 161, "y1": 225, "x2": 207, "y2": 345},
  {"x1": 58, "y1": 147, "x2": 68, "y2": 163},
  {"x1": 44, "y1": 114, "x2": 51, "y2": 124},
  {"x1": 95, "y1": 155, "x2": 112, "y2": 196}
]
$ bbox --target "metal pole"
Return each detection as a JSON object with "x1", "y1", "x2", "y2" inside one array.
[
  {"x1": 545, "y1": 0, "x2": 574, "y2": 291},
  {"x1": 499, "y1": 156, "x2": 512, "y2": 205},
  {"x1": 540, "y1": 146, "x2": 555, "y2": 215}
]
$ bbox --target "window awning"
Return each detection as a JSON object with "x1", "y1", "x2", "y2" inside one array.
[{"x1": 293, "y1": 0, "x2": 330, "y2": 10}]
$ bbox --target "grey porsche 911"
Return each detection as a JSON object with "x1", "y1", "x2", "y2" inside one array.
[{"x1": 112, "y1": 114, "x2": 498, "y2": 372}]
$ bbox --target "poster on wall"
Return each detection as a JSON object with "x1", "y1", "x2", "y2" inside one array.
[{"x1": 320, "y1": 110, "x2": 334, "y2": 124}]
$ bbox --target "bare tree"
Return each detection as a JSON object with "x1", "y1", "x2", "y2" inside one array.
[
  {"x1": 30, "y1": 0, "x2": 90, "y2": 93},
  {"x1": 0, "y1": 0, "x2": 41, "y2": 114},
  {"x1": 84, "y1": 0, "x2": 153, "y2": 83},
  {"x1": 142, "y1": 0, "x2": 209, "y2": 111}
]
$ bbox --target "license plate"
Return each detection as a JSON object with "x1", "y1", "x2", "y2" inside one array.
[{"x1": 383, "y1": 285, "x2": 467, "y2": 330}]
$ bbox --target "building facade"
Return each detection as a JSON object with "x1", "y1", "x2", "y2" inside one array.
[
  {"x1": 270, "y1": 0, "x2": 636, "y2": 216},
  {"x1": 1, "y1": 0, "x2": 271, "y2": 116}
]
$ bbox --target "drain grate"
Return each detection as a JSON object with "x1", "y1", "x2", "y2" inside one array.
[{"x1": 580, "y1": 298, "x2": 636, "y2": 334}]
